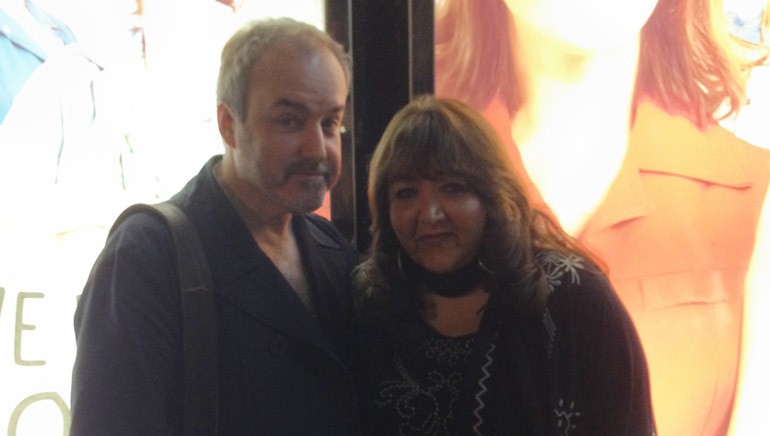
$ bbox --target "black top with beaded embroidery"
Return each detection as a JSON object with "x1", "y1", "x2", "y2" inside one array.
[{"x1": 351, "y1": 251, "x2": 656, "y2": 436}]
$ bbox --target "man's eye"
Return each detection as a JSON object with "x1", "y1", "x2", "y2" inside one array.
[
  {"x1": 321, "y1": 118, "x2": 341, "y2": 132},
  {"x1": 321, "y1": 118, "x2": 340, "y2": 136},
  {"x1": 276, "y1": 116, "x2": 301, "y2": 129}
]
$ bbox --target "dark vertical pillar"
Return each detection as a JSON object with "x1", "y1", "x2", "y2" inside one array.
[
  {"x1": 325, "y1": 1, "x2": 356, "y2": 243},
  {"x1": 326, "y1": 0, "x2": 434, "y2": 252}
]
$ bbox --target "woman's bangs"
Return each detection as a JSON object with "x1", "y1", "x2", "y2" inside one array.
[{"x1": 385, "y1": 112, "x2": 470, "y2": 181}]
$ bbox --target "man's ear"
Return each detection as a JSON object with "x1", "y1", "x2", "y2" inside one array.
[{"x1": 217, "y1": 103, "x2": 237, "y2": 149}]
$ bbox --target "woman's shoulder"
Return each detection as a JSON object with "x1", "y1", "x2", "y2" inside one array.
[
  {"x1": 534, "y1": 249, "x2": 637, "y2": 342},
  {"x1": 536, "y1": 250, "x2": 603, "y2": 290},
  {"x1": 351, "y1": 259, "x2": 379, "y2": 303},
  {"x1": 535, "y1": 249, "x2": 617, "y2": 310},
  {"x1": 350, "y1": 260, "x2": 395, "y2": 327}
]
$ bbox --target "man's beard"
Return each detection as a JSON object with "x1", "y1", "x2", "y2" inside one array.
[{"x1": 283, "y1": 160, "x2": 337, "y2": 213}]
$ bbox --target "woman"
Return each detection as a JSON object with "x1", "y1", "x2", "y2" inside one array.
[
  {"x1": 352, "y1": 96, "x2": 656, "y2": 435},
  {"x1": 435, "y1": 1, "x2": 770, "y2": 434}
]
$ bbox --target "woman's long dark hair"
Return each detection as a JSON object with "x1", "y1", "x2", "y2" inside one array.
[{"x1": 359, "y1": 96, "x2": 595, "y2": 319}]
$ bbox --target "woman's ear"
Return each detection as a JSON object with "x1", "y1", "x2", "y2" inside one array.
[{"x1": 217, "y1": 103, "x2": 237, "y2": 149}]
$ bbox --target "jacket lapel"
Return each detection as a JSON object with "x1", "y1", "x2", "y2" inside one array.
[
  {"x1": 297, "y1": 217, "x2": 353, "y2": 356},
  {"x1": 583, "y1": 101, "x2": 755, "y2": 234},
  {"x1": 218, "y1": 250, "x2": 342, "y2": 362},
  {"x1": 179, "y1": 159, "x2": 344, "y2": 365}
]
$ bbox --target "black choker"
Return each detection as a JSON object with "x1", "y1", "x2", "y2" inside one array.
[{"x1": 401, "y1": 254, "x2": 485, "y2": 298}]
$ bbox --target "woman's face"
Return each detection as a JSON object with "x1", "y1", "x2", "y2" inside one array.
[
  {"x1": 503, "y1": 0, "x2": 660, "y2": 54},
  {"x1": 388, "y1": 176, "x2": 487, "y2": 274}
]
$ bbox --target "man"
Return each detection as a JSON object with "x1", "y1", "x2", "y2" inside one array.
[{"x1": 70, "y1": 18, "x2": 359, "y2": 435}]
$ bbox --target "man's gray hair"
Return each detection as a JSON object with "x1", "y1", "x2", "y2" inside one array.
[{"x1": 216, "y1": 17, "x2": 351, "y2": 121}]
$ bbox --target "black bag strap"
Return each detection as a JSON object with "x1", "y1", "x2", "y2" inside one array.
[{"x1": 110, "y1": 202, "x2": 218, "y2": 435}]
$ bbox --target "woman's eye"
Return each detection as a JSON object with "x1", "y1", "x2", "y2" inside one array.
[{"x1": 392, "y1": 187, "x2": 416, "y2": 199}]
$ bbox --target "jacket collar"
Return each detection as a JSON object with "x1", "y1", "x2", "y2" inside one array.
[
  {"x1": 631, "y1": 101, "x2": 753, "y2": 188},
  {"x1": 0, "y1": 7, "x2": 46, "y2": 61},
  {"x1": 586, "y1": 101, "x2": 754, "y2": 231},
  {"x1": 174, "y1": 156, "x2": 345, "y2": 362},
  {"x1": 484, "y1": 97, "x2": 754, "y2": 233}
]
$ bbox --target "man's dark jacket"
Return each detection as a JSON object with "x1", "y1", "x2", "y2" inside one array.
[{"x1": 71, "y1": 156, "x2": 360, "y2": 435}]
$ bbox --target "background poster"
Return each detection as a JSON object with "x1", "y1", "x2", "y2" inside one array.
[
  {"x1": 434, "y1": 0, "x2": 769, "y2": 435},
  {"x1": 0, "y1": 1, "x2": 325, "y2": 434}
]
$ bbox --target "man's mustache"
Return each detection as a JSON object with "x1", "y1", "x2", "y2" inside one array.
[{"x1": 284, "y1": 161, "x2": 334, "y2": 181}]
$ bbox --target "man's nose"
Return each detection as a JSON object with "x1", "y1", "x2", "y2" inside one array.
[{"x1": 299, "y1": 124, "x2": 327, "y2": 159}]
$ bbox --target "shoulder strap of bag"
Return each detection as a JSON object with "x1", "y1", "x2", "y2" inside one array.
[{"x1": 110, "y1": 202, "x2": 219, "y2": 435}]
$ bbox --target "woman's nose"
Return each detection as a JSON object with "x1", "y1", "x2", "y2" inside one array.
[{"x1": 420, "y1": 197, "x2": 446, "y2": 223}]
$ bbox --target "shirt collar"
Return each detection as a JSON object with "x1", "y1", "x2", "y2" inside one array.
[
  {"x1": 630, "y1": 100, "x2": 753, "y2": 189},
  {"x1": 483, "y1": 97, "x2": 755, "y2": 233}
]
